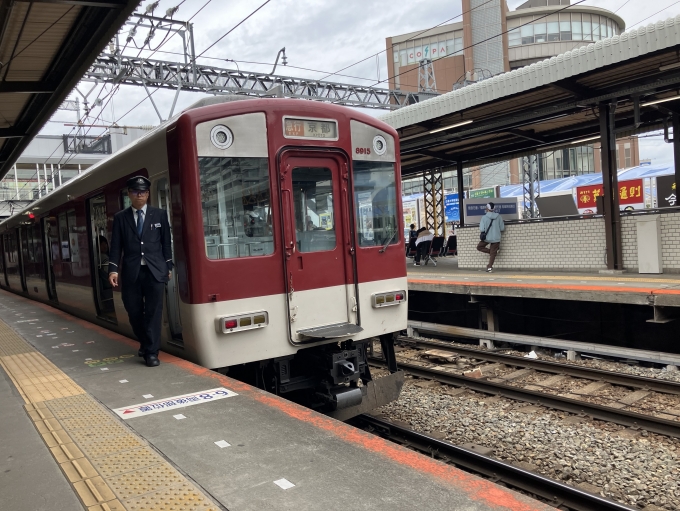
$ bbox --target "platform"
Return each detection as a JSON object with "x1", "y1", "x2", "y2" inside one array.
[
  {"x1": 0, "y1": 289, "x2": 552, "y2": 511},
  {"x1": 408, "y1": 257, "x2": 680, "y2": 307}
]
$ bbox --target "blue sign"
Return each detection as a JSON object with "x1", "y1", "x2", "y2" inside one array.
[
  {"x1": 444, "y1": 193, "x2": 460, "y2": 222},
  {"x1": 465, "y1": 201, "x2": 518, "y2": 218}
]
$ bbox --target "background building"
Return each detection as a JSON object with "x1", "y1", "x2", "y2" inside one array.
[
  {"x1": 388, "y1": 0, "x2": 639, "y2": 195},
  {"x1": 0, "y1": 127, "x2": 151, "y2": 218}
]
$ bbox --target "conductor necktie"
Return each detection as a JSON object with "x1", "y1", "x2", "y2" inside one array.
[{"x1": 137, "y1": 209, "x2": 144, "y2": 237}]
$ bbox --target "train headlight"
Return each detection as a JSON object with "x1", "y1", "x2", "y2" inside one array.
[
  {"x1": 210, "y1": 125, "x2": 234, "y2": 150},
  {"x1": 373, "y1": 135, "x2": 387, "y2": 156},
  {"x1": 372, "y1": 291, "x2": 406, "y2": 308},
  {"x1": 217, "y1": 311, "x2": 268, "y2": 334}
]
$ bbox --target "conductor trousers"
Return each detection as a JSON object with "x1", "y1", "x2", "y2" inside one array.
[{"x1": 122, "y1": 266, "x2": 165, "y2": 356}]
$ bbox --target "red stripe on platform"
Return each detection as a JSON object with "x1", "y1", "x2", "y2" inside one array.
[
  {"x1": 6, "y1": 291, "x2": 552, "y2": 511},
  {"x1": 408, "y1": 278, "x2": 680, "y2": 295}
]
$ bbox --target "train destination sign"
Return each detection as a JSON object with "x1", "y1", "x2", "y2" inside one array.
[{"x1": 284, "y1": 117, "x2": 338, "y2": 140}]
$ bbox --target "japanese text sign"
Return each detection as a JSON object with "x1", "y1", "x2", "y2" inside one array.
[{"x1": 576, "y1": 179, "x2": 644, "y2": 210}]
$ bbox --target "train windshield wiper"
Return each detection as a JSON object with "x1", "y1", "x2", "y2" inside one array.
[{"x1": 378, "y1": 229, "x2": 397, "y2": 253}]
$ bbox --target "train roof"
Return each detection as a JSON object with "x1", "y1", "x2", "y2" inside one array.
[{"x1": 0, "y1": 98, "x2": 397, "y2": 231}]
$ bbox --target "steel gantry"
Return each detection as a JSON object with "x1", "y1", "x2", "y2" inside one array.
[{"x1": 78, "y1": 13, "x2": 435, "y2": 113}]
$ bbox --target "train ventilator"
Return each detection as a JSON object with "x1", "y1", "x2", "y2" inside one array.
[{"x1": 0, "y1": 97, "x2": 407, "y2": 419}]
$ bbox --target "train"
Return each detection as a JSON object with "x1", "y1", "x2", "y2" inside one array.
[{"x1": 0, "y1": 97, "x2": 407, "y2": 418}]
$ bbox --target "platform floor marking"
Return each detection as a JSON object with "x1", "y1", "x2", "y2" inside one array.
[
  {"x1": 0, "y1": 318, "x2": 220, "y2": 511},
  {"x1": 409, "y1": 271, "x2": 680, "y2": 285},
  {"x1": 113, "y1": 388, "x2": 238, "y2": 419}
]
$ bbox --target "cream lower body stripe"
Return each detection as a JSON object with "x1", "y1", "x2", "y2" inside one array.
[{"x1": 0, "y1": 319, "x2": 219, "y2": 511}]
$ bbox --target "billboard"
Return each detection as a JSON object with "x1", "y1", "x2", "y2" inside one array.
[
  {"x1": 576, "y1": 179, "x2": 644, "y2": 214},
  {"x1": 444, "y1": 193, "x2": 460, "y2": 222},
  {"x1": 657, "y1": 175, "x2": 677, "y2": 208}
]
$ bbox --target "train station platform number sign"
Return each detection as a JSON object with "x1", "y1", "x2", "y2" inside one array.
[
  {"x1": 113, "y1": 387, "x2": 238, "y2": 419},
  {"x1": 576, "y1": 179, "x2": 643, "y2": 213}
]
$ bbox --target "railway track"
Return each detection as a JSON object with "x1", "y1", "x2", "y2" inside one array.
[
  {"x1": 351, "y1": 414, "x2": 636, "y2": 511},
  {"x1": 368, "y1": 341, "x2": 680, "y2": 438},
  {"x1": 396, "y1": 336, "x2": 680, "y2": 396}
]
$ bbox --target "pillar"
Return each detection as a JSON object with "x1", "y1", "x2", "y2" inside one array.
[
  {"x1": 457, "y1": 160, "x2": 465, "y2": 227},
  {"x1": 673, "y1": 113, "x2": 680, "y2": 198},
  {"x1": 599, "y1": 102, "x2": 622, "y2": 270}
]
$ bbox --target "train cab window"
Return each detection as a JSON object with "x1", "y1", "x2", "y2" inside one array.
[
  {"x1": 292, "y1": 167, "x2": 336, "y2": 253},
  {"x1": 198, "y1": 156, "x2": 274, "y2": 259},
  {"x1": 353, "y1": 161, "x2": 399, "y2": 247}
]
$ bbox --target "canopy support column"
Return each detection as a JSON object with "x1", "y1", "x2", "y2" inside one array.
[
  {"x1": 457, "y1": 160, "x2": 465, "y2": 227},
  {"x1": 673, "y1": 112, "x2": 680, "y2": 198},
  {"x1": 599, "y1": 102, "x2": 622, "y2": 270},
  {"x1": 423, "y1": 169, "x2": 445, "y2": 235}
]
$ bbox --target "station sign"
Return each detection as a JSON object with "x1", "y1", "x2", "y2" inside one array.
[
  {"x1": 656, "y1": 175, "x2": 677, "y2": 208},
  {"x1": 576, "y1": 179, "x2": 644, "y2": 214},
  {"x1": 468, "y1": 187, "x2": 495, "y2": 199},
  {"x1": 463, "y1": 197, "x2": 520, "y2": 225}
]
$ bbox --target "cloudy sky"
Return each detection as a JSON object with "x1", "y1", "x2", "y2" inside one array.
[{"x1": 45, "y1": 0, "x2": 680, "y2": 165}]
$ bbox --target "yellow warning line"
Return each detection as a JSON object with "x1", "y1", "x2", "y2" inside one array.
[
  {"x1": 408, "y1": 272, "x2": 680, "y2": 285},
  {"x1": 0, "y1": 320, "x2": 219, "y2": 511}
]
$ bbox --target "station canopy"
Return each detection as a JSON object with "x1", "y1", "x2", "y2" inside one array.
[
  {"x1": 0, "y1": 0, "x2": 140, "y2": 180},
  {"x1": 381, "y1": 16, "x2": 680, "y2": 177}
]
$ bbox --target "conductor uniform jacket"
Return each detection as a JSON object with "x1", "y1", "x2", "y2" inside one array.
[{"x1": 108, "y1": 205, "x2": 174, "y2": 284}]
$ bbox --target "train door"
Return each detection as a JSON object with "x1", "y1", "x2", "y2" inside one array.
[
  {"x1": 279, "y1": 152, "x2": 360, "y2": 342},
  {"x1": 0, "y1": 235, "x2": 6, "y2": 287},
  {"x1": 155, "y1": 177, "x2": 183, "y2": 344},
  {"x1": 42, "y1": 216, "x2": 58, "y2": 301},
  {"x1": 87, "y1": 195, "x2": 117, "y2": 323},
  {"x1": 18, "y1": 227, "x2": 28, "y2": 292},
  {"x1": 4, "y1": 231, "x2": 20, "y2": 289}
]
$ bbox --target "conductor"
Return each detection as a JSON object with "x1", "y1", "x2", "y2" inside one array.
[{"x1": 108, "y1": 176, "x2": 173, "y2": 367}]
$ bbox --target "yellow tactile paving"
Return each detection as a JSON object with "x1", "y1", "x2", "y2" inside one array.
[
  {"x1": 409, "y1": 271, "x2": 680, "y2": 285},
  {"x1": 0, "y1": 318, "x2": 220, "y2": 511}
]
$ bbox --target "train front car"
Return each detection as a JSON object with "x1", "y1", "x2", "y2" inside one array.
[{"x1": 169, "y1": 99, "x2": 406, "y2": 418}]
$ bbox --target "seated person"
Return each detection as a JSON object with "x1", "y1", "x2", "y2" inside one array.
[{"x1": 413, "y1": 228, "x2": 434, "y2": 266}]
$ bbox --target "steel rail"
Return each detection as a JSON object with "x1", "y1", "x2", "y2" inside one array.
[
  {"x1": 369, "y1": 358, "x2": 680, "y2": 438},
  {"x1": 352, "y1": 414, "x2": 635, "y2": 511},
  {"x1": 397, "y1": 336, "x2": 680, "y2": 396}
]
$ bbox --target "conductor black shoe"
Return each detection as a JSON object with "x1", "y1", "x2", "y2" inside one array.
[{"x1": 145, "y1": 355, "x2": 160, "y2": 367}]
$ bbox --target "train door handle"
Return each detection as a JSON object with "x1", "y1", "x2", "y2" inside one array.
[{"x1": 281, "y1": 188, "x2": 295, "y2": 259}]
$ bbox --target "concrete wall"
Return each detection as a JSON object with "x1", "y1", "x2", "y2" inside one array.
[{"x1": 457, "y1": 211, "x2": 680, "y2": 273}]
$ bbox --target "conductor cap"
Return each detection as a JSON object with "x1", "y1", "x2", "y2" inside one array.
[{"x1": 127, "y1": 176, "x2": 151, "y2": 191}]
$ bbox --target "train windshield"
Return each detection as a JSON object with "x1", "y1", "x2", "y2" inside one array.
[
  {"x1": 198, "y1": 156, "x2": 274, "y2": 259},
  {"x1": 353, "y1": 161, "x2": 399, "y2": 247}
]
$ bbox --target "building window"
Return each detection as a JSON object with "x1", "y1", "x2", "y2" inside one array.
[
  {"x1": 508, "y1": 28, "x2": 520, "y2": 47},
  {"x1": 521, "y1": 24, "x2": 534, "y2": 45},
  {"x1": 534, "y1": 22, "x2": 547, "y2": 43},
  {"x1": 624, "y1": 143, "x2": 632, "y2": 168},
  {"x1": 572, "y1": 14, "x2": 582, "y2": 40},
  {"x1": 560, "y1": 20, "x2": 572, "y2": 41},
  {"x1": 547, "y1": 21, "x2": 560, "y2": 42},
  {"x1": 583, "y1": 15, "x2": 592, "y2": 41}
]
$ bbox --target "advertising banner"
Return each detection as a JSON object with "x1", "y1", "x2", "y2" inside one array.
[
  {"x1": 576, "y1": 179, "x2": 644, "y2": 213},
  {"x1": 463, "y1": 197, "x2": 520, "y2": 225},
  {"x1": 657, "y1": 175, "x2": 677, "y2": 208},
  {"x1": 444, "y1": 193, "x2": 460, "y2": 222}
]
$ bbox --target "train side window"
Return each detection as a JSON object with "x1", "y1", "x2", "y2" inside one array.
[
  {"x1": 66, "y1": 210, "x2": 80, "y2": 264},
  {"x1": 120, "y1": 188, "x2": 132, "y2": 209},
  {"x1": 198, "y1": 156, "x2": 274, "y2": 259},
  {"x1": 58, "y1": 213, "x2": 70, "y2": 261},
  {"x1": 353, "y1": 161, "x2": 399, "y2": 247}
]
